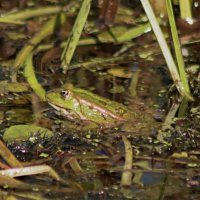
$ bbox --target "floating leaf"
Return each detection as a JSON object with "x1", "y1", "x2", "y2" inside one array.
[
  {"x1": 0, "y1": 80, "x2": 29, "y2": 93},
  {"x1": 108, "y1": 67, "x2": 133, "y2": 78},
  {"x1": 3, "y1": 125, "x2": 53, "y2": 142}
]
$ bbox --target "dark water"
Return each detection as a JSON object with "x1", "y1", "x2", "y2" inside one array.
[{"x1": 0, "y1": 0, "x2": 200, "y2": 199}]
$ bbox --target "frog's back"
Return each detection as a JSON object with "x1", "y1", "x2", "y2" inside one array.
[{"x1": 72, "y1": 88, "x2": 134, "y2": 120}]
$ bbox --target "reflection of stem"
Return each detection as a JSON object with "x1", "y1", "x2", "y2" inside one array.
[
  {"x1": 158, "y1": 174, "x2": 168, "y2": 200},
  {"x1": 121, "y1": 136, "x2": 133, "y2": 186},
  {"x1": 163, "y1": 98, "x2": 182, "y2": 128},
  {"x1": 157, "y1": 97, "x2": 182, "y2": 144},
  {"x1": 129, "y1": 68, "x2": 141, "y2": 97},
  {"x1": 178, "y1": 97, "x2": 188, "y2": 117}
]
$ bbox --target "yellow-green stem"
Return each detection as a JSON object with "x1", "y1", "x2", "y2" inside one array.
[
  {"x1": 61, "y1": 0, "x2": 91, "y2": 73},
  {"x1": 180, "y1": 0, "x2": 192, "y2": 20},
  {"x1": 24, "y1": 53, "x2": 46, "y2": 101},
  {"x1": 140, "y1": 0, "x2": 193, "y2": 101},
  {"x1": 166, "y1": 0, "x2": 191, "y2": 94}
]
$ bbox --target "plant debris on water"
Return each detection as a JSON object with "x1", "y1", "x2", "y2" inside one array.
[{"x1": 0, "y1": 0, "x2": 200, "y2": 199}]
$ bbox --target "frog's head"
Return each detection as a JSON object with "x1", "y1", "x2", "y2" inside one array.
[{"x1": 46, "y1": 89, "x2": 79, "y2": 115}]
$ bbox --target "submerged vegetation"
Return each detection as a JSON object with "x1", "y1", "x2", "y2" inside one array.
[{"x1": 0, "y1": 0, "x2": 200, "y2": 199}]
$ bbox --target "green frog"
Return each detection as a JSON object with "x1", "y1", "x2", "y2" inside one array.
[{"x1": 45, "y1": 87, "x2": 156, "y2": 130}]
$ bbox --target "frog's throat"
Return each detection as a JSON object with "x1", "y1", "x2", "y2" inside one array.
[{"x1": 48, "y1": 102, "x2": 87, "y2": 120}]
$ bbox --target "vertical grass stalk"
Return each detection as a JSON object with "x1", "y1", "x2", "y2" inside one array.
[
  {"x1": 166, "y1": 0, "x2": 191, "y2": 94},
  {"x1": 166, "y1": 0, "x2": 193, "y2": 116},
  {"x1": 61, "y1": 0, "x2": 91, "y2": 73},
  {"x1": 140, "y1": 0, "x2": 193, "y2": 100},
  {"x1": 179, "y1": 0, "x2": 192, "y2": 20}
]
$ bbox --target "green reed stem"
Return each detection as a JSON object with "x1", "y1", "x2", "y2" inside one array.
[
  {"x1": 61, "y1": 0, "x2": 91, "y2": 73},
  {"x1": 166, "y1": 0, "x2": 191, "y2": 94},
  {"x1": 117, "y1": 22, "x2": 151, "y2": 42},
  {"x1": 140, "y1": 0, "x2": 194, "y2": 101},
  {"x1": 167, "y1": 0, "x2": 194, "y2": 115},
  {"x1": 0, "y1": 6, "x2": 63, "y2": 23},
  {"x1": 179, "y1": 0, "x2": 192, "y2": 19}
]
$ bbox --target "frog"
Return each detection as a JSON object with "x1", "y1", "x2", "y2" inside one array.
[{"x1": 45, "y1": 87, "x2": 157, "y2": 130}]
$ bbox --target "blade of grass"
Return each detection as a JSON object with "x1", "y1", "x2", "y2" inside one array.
[
  {"x1": 166, "y1": 0, "x2": 193, "y2": 115},
  {"x1": 0, "y1": 18, "x2": 24, "y2": 25},
  {"x1": 0, "y1": 6, "x2": 63, "y2": 23},
  {"x1": 179, "y1": 0, "x2": 192, "y2": 20},
  {"x1": 0, "y1": 140, "x2": 23, "y2": 168},
  {"x1": 140, "y1": 0, "x2": 194, "y2": 101},
  {"x1": 166, "y1": 0, "x2": 191, "y2": 94},
  {"x1": 61, "y1": 0, "x2": 91, "y2": 73},
  {"x1": 117, "y1": 22, "x2": 151, "y2": 42}
]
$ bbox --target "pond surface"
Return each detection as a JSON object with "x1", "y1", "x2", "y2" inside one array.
[{"x1": 0, "y1": 0, "x2": 200, "y2": 199}]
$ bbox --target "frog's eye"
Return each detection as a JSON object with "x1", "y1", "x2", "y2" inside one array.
[{"x1": 60, "y1": 90, "x2": 70, "y2": 99}]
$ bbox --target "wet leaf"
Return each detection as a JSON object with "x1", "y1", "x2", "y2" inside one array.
[
  {"x1": 171, "y1": 152, "x2": 188, "y2": 158},
  {"x1": 108, "y1": 67, "x2": 133, "y2": 78},
  {"x1": 3, "y1": 125, "x2": 53, "y2": 142},
  {"x1": 0, "y1": 80, "x2": 30, "y2": 93}
]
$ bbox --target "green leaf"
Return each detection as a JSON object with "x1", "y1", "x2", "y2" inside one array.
[{"x1": 3, "y1": 125, "x2": 53, "y2": 142}]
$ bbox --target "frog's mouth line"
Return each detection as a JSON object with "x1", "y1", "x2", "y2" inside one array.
[
  {"x1": 48, "y1": 102, "x2": 87, "y2": 120},
  {"x1": 48, "y1": 102, "x2": 65, "y2": 114}
]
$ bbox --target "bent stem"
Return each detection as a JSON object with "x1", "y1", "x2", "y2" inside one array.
[
  {"x1": 166, "y1": 0, "x2": 191, "y2": 94},
  {"x1": 24, "y1": 53, "x2": 46, "y2": 101},
  {"x1": 140, "y1": 0, "x2": 194, "y2": 101}
]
